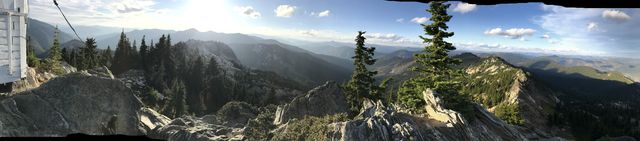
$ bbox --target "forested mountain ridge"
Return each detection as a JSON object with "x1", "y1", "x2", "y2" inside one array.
[{"x1": 229, "y1": 43, "x2": 351, "y2": 87}]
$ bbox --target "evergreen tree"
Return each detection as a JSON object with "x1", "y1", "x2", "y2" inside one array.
[
  {"x1": 163, "y1": 36, "x2": 178, "y2": 83},
  {"x1": 397, "y1": 1, "x2": 473, "y2": 118},
  {"x1": 166, "y1": 80, "x2": 188, "y2": 118},
  {"x1": 203, "y1": 57, "x2": 228, "y2": 113},
  {"x1": 111, "y1": 31, "x2": 132, "y2": 74},
  {"x1": 343, "y1": 31, "x2": 379, "y2": 114},
  {"x1": 131, "y1": 40, "x2": 139, "y2": 69},
  {"x1": 44, "y1": 26, "x2": 64, "y2": 74},
  {"x1": 79, "y1": 38, "x2": 99, "y2": 70},
  {"x1": 61, "y1": 47, "x2": 68, "y2": 63},
  {"x1": 139, "y1": 36, "x2": 149, "y2": 71},
  {"x1": 186, "y1": 56, "x2": 205, "y2": 115},
  {"x1": 102, "y1": 46, "x2": 113, "y2": 67},
  {"x1": 26, "y1": 36, "x2": 40, "y2": 68},
  {"x1": 69, "y1": 49, "x2": 78, "y2": 67}
]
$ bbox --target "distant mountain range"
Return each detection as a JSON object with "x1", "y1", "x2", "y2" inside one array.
[{"x1": 28, "y1": 18, "x2": 639, "y2": 83}]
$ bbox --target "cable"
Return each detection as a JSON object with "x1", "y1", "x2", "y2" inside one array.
[{"x1": 53, "y1": 0, "x2": 84, "y2": 43}]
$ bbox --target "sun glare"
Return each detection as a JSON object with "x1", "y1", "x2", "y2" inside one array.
[{"x1": 181, "y1": 0, "x2": 239, "y2": 33}]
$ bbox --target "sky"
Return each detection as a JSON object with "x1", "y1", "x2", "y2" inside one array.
[{"x1": 30, "y1": 0, "x2": 640, "y2": 58}]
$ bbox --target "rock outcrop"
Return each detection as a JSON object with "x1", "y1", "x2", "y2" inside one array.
[
  {"x1": 148, "y1": 115, "x2": 245, "y2": 141},
  {"x1": 0, "y1": 73, "x2": 145, "y2": 136},
  {"x1": 147, "y1": 101, "x2": 261, "y2": 141},
  {"x1": 325, "y1": 89, "x2": 532, "y2": 141},
  {"x1": 4, "y1": 63, "x2": 77, "y2": 94},
  {"x1": 423, "y1": 89, "x2": 466, "y2": 127},
  {"x1": 139, "y1": 108, "x2": 171, "y2": 132},
  {"x1": 273, "y1": 81, "x2": 348, "y2": 125}
]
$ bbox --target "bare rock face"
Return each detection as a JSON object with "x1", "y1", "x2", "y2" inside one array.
[
  {"x1": 148, "y1": 116, "x2": 245, "y2": 141},
  {"x1": 325, "y1": 89, "x2": 535, "y2": 141},
  {"x1": 0, "y1": 73, "x2": 145, "y2": 136},
  {"x1": 148, "y1": 102, "x2": 259, "y2": 141},
  {"x1": 327, "y1": 100, "x2": 439, "y2": 141},
  {"x1": 273, "y1": 81, "x2": 348, "y2": 125},
  {"x1": 423, "y1": 89, "x2": 466, "y2": 127},
  {"x1": 139, "y1": 108, "x2": 171, "y2": 132}
]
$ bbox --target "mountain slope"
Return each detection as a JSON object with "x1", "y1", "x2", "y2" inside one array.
[
  {"x1": 27, "y1": 18, "x2": 73, "y2": 57},
  {"x1": 229, "y1": 43, "x2": 351, "y2": 87},
  {"x1": 522, "y1": 59, "x2": 640, "y2": 140},
  {"x1": 95, "y1": 28, "x2": 273, "y2": 49}
]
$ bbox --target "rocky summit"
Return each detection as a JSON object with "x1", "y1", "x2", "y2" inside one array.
[{"x1": 0, "y1": 73, "x2": 144, "y2": 136}]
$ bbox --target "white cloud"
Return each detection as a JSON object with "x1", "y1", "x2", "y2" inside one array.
[
  {"x1": 29, "y1": 0, "x2": 172, "y2": 29},
  {"x1": 484, "y1": 28, "x2": 536, "y2": 39},
  {"x1": 318, "y1": 10, "x2": 330, "y2": 17},
  {"x1": 365, "y1": 33, "x2": 402, "y2": 41},
  {"x1": 396, "y1": 18, "x2": 404, "y2": 23},
  {"x1": 109, "y1": 0, "x2": 155, "y2": 14},
  {"x1": 364, "y1": 32, "x2": 422, "y2": 46},
  {"x1": 602, "y1": 10, "x2": 631, "y2": 21},
  {"x1": 587, "y1": 22, "x2": 599, "y2": 32},
  {"x1": 536, "y1": 4, "x2": 640, "y2": 58},
  {"x1": 299, "y1": 29, "x2": 319, "y2": 36},
  {"x1": 275, "y1": 5, "x2": 296, "y2": 18},
  {"x1": 236, "y1": 6, "x2": 261, "y2": 19},
  {"x1": 541, "y1": 34, "x2": 550, "y2": 39},
  {"x1": 411, "y1": 17, "x2": 428, "y2": 24},
  {"x1": 452, "y1": 2, "x2": 477, "y2": 13},
  {"x1": 455, "y1": 42, "x2": 602, "y2": 56}
]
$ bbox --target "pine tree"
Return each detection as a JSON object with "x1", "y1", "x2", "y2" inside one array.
[
  {"x1": 111, "y1": 31, "x2": 132, "y2": 74},
  {"x1": 131, "y1": 40, "x2": 139, "y2": 69},
  {"x1": 397, "y1": 1, "x2": 473, "y2": 118},
  {"x1": 44, "y1": 26, "x2": 64, "y2": 74},
  {"x1": 61, "y1": 47, "x2": 68, "y2": 63},
  {"x1": 168, "y1": 80, "x2": 188, "y2": 118},
  {"x1": 69, "y1": 49, "x2": 78, "y2": 67},
  {"x1": 204, "y1": 57, "x2": 228, "y2": 113},
  {"x1": 186, "y1": 56, "x2": 205, "y2": 115},
  {"x1": 79, "y1": 38, "x2": 99, "y2": 70},
  {"x1": 139, "y1": 35, "x2": 149, "y2": 71},
  {"x1": 102, "y1": 46, "x2": 113, "y2": 67},
  {"x1": 343, "y1": 31, "x2": 379, "y2": 114},
  {"x1": 26, "y1": 36, "x2": 40, "y2": 68}
]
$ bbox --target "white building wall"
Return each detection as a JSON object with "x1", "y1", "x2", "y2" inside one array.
[{"x1": 0, "y1": 0, "x2": 27, "y2": 84}]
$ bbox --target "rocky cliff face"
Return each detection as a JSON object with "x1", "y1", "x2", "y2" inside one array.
[
  {"x1": 273, "y1": 81, "x2": 349, "y2": 125},
  {"x1": 0, "y1": 73, "x2": 144, "y2": 136}
]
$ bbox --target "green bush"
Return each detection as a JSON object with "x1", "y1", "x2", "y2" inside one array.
[{"x1": 494, "y1": 103, "x2": 524, "y2": 125}]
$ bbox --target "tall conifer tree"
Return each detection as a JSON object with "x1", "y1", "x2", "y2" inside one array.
[
  {"x1": 397, "y1": 1, "x2": 473, "y2": 118},
  {"x1": 343, "y1": 31, "x2": 379, "y2": 114},
  {"x1": 44, "y1": 26, "x2": 64, "y2": 74}
]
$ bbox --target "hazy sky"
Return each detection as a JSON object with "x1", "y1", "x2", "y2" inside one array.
[{"x1": 31, "y1": 0, "x2": 640, "y2": 58}]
